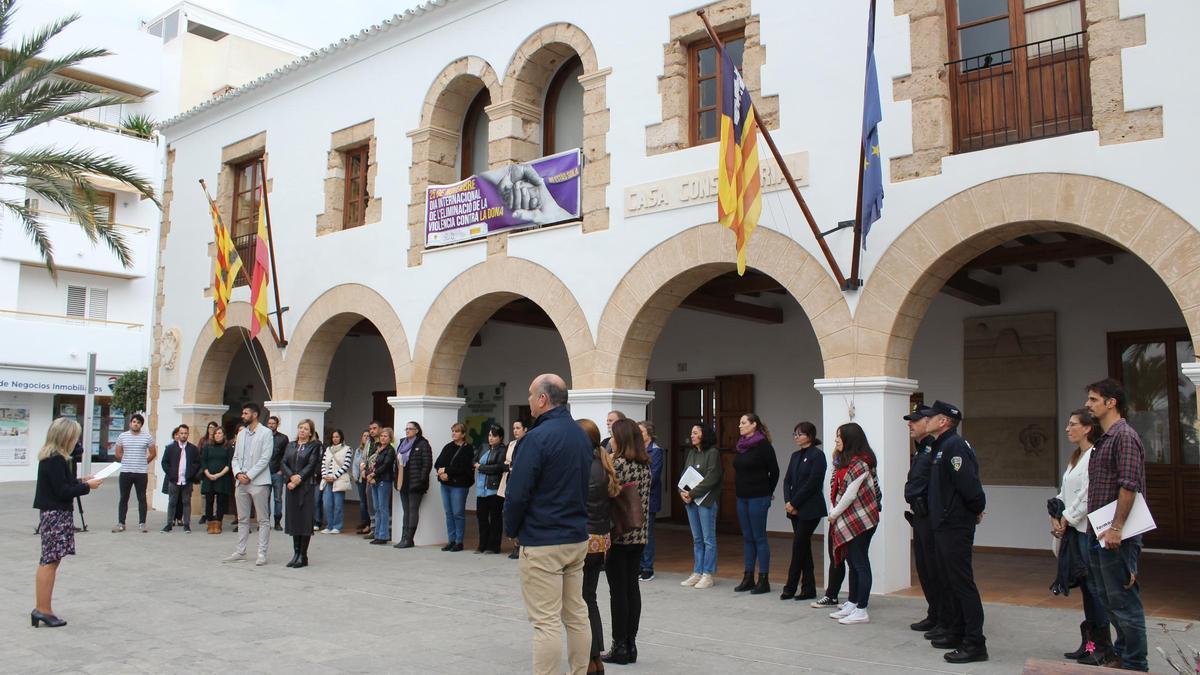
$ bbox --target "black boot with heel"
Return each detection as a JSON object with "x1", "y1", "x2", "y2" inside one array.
[
  {"x1": 734, "y1": 571, "x2": 755, "y2": 592},
  {"x1": 286, "y1": 537, "x2": 301, "y2": 567},
  {"x1": 1063, "y1": 620, "x2": 1089, "y2": 659},
  {"x1": 295, "y1": 536, "x2": 310, "y2": 568},
  {"x1": 601, "y1": 639, "x2": 629, "y2": 665},
  {"x1": 750, "y1": 574, "x2": 771, "y2": 595}
]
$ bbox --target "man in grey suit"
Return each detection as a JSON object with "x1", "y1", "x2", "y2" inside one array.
[{"x1": 224, "y1": 403, "x2": 275, "y2": 565}]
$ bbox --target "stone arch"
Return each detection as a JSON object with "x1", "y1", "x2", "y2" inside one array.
[
  {"x1": 593, "y1": 223, "x2": 854, "y2": 390},
  {"x1": 408, "y1": 257, "x2": 594, "y2": 397},
  {"x1": 496, "y1": 23, "x2": 611, "y2": 232},
  {"x1": 857, "y1": 173, "x2": 1200, "y2": 377},
  {"x1": 407, "y1": 56, "x2": 502, "y2": 266},
  {"x1": 182, "y1": 301, "x2": 286, "y2": 405},
  {"x1": 283, "y1": 284, "x2": 412, "y2": 402}
]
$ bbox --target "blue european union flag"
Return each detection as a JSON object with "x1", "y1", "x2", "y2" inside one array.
[{"x1": 860, "y1": 2, "x2": 884, "y2": 248}]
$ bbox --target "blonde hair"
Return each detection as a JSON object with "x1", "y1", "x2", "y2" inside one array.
[
  {"x1": 39, "y1": 417, "x2": 82, "y2": 462},
  {"x1": 298, "y1": 419, "x2": 320, "y2": 442},
  {"x1": 379, "y1": 427, "x2": 394, "y2": 446}
]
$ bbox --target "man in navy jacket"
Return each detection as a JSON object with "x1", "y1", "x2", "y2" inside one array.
[{"x1": 504, "y1": 373, "x2": 592, "y2": 675}]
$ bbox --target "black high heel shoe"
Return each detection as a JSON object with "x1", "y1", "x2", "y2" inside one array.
[{"x1": 31, "y1": 610, "x2": 66, "y2": 627}]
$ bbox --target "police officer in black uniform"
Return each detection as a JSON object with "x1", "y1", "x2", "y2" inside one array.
[
  {"x1": 926, "y1": 400, "x2": 988, "y2": 664},
  {"x1": 903, "y1": 406, "x2": 939, "y2": 633}
]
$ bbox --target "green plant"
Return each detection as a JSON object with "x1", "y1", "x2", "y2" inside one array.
[
  {"x1": 110, "y1": 369, "x2": 147, "y2": 416},
  {"x1": 120, "y1": 112, "x2": 155, "y2": 138},
  {"x1": 0, "y1": 0, "x2": 159, "y2": 275}
]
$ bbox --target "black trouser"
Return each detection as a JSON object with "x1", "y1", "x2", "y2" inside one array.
[
  {"x1": 912, "y1": 513, "x2": 940, "y2": 622},
  {"x1": 605, "y1": 543, "x2": 644, "y2": 643},
  {"x1": 934, "y1": 524, "x2": 985, "y2": 647},
  {"x1": 583, "y1": 551, "x2": 606, "y2": 657},
  {"x1": 400, "y1": 489, "x2": 422, "y2": 537},
  {"x1": 823, "y1": 534, "x2": 846, "y2": 599},
  {"x1": 784, "y1": 517, "x2": 821, "y2": 595},
  {"x1": 117, "y1": 472, "x2": 148, "y2": 525},
  {"x1": 166, "y1": 483, "x2": 192, "y2": 527},
  {"x1": 476, "y1": 495, "x2": 504, "y2": 552},
  {"x1": 204, "y1": 493, "x2": 226, "y2": 521},
  {"x1": 847, "y1": 526, "x2": 876, "y2": 608}
]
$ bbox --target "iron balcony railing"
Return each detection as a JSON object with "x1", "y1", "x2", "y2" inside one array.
[{"x1": 947, "y1": 31, "x2": 1092, "y2": 153}]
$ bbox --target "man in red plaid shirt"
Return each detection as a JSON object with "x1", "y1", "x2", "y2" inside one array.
[{"x1": 1080, "y1": 379, "x2": 1148, "y2": 671}]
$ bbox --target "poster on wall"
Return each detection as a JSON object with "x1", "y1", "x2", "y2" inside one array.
[
  {"x1": 460, "y1": 385, "x2": 505, "y2": 448},
  {"x1": 425, "y1": 148, "x2": 582, "y2": 247},
  {"x1": 0, "y1": 407, "x2": 31, "y2": 466}
]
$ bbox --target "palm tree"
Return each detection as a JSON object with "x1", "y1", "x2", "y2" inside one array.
[{"x1": 0, "y1": 0, "x2": 158, "y2": 275}]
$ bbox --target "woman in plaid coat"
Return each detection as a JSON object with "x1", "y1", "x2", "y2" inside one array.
[{"x1": 827, "y1": 423, "x2": 880, "y2": 626}]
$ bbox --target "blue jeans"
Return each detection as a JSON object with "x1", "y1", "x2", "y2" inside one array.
[
  {"x1": 1069, "y1": 528, "x2": 1108, "y2": 628},
  {"x1": 1086, "y1": 533, "x2": 1147, "y2": 671},
  {"x1": 371, "y1": 481, "x2": 393, "y2": 540},
  {"x1": 736, "y1": 495, "x2": 771, "y2": 574},
  {"x1": 270, "y1": 472, "x2": 285, "y2": 521},
  {"x1": 686, "y1": 501, "x2": 718, "y2": 574},
  {"x1": 441, "y1": 484, "x2": 468, "y2": 543},
  {"x1": 322, "y1": 488, "x2": 345, "y2": 531},
  {"x1": 313, "y1": 483, "x2": 324, "y2": 528},
  {"x1": 640, "y1": 512, "x2": 657, "y2": 572},
  {"x1": 355, "y1": 479, "x2": 371, "y2": 524}
]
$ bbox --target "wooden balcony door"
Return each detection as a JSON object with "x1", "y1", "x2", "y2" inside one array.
[{"x1": 1108, "y1": 330, "x2": 1199, "y2": 550}]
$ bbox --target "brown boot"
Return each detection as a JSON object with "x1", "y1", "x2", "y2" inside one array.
[{"x1": 207, "y1": 521, "x2": 218, "y2": 534}]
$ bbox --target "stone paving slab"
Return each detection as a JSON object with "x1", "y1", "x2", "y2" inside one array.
[{"x1": 0, "y1": 482, "x2": 1189, "y2": 674}]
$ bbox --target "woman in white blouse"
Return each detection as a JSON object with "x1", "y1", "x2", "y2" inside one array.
[{"x1": 1051, "y1": 408, "x2": 1106, "y2": 662}]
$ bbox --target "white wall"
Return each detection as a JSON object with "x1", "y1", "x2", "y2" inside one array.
[
  {"x1": 461, "y1": 321, "x2": 571, "y2": 427},
  {"x1": 910, "y1": 255, "x2": 1185, "y2": 549}
]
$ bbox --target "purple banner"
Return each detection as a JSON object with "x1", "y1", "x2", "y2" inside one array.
[{"x1": 425, "y1": 148, "x2": 582, "y2": 246}]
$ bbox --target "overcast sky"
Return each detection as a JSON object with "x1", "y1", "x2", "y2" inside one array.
[{"x1": 56, "y1": 0, "x2": 428, "y2": 50}]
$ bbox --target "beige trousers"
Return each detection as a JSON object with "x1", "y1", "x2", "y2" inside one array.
[{"x1": 518, "y1": 541, "x2": 590, "y2": 675}]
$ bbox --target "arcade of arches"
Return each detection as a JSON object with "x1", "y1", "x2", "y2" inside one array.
[{"x1": 170, "y1": 173, "x2": 1200, "y2": 583}]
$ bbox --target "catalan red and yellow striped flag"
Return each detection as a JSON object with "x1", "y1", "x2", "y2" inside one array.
[
  {"x1": 716, "y1": 48, "x2": 762, "y2": 276},
  {"x1": 206, "y1": 188, "x2": 241, "y2": 337},
  {"x1": 249, "y1": 185, "x2": 270, "y2": 340}
]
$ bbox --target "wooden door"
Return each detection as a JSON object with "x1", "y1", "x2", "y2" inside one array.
[
  {"x1": 1108, "y1": 330, "x2": 1199, "y2": 550},
  {"x1": 372, "y1": 391, "x2": 396, "y2": 429},
  {"x1": 716, "y1": 374, "x2": 754, "y2": 533},
  {"x1": 668, "y1": 381, "x2": 715, "y2": 524}
]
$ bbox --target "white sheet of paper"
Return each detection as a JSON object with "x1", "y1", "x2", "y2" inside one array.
[
  {"x1": 90, "y1": 462, "x2": 122, "y2": 481},
  {"x1": 1087, "y1": 492, "x2": 1156, "y2": 540},
  {"x1": 677, "y1": 466, "x2": 704, "y2": 491}
]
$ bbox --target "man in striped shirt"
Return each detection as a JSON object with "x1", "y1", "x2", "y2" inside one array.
[{"x1": 112, "y1": 414, "x2": 157, "y2": 533}]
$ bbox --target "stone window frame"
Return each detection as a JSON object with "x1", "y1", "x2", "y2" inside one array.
[
  {"x1": 316, "y1": 119, "x2": 381, "y2": 236},
  {"x1": 646, "y1": 0, "x2": 779, "y2": 156},
  {"x1": 215, "y1": 131, "x2": 267, "y2": 287},
  {"x1": 891, "y1": 0, "x2": 1162, "y2": 182}
]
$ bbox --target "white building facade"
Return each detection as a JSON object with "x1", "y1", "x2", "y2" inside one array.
[
  {"x1": 0, "y1": 2, "x2": 308, "y2": 483},
  {"x1": 151, "y1": 0, "x2": 1200, "y2": 591}
]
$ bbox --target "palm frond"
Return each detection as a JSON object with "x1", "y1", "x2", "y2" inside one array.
[
  {"x1": 1, "y1": 198, "x2": 56, "y2": 276},
  {"x1": 6, "y1": 146, "x2": 159, "y2": 205},
  {"x1": 0, "y1": 11, "x2": 81, "y2": 89},
  {"x1": 19, "y1": 174, "x2": 134, "y2": 268}
]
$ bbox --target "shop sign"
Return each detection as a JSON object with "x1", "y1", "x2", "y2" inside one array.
[{"x1": 0, "y1": 367, "x2": 117, "y2": 395}]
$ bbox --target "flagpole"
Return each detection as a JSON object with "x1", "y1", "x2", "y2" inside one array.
[
  {"x1": 198, "y1": 179, "x2": 284, "y2": 347},
  {"x1": 848, "y1": 0, "x2": 878, "y2": 290},
  {"x1": 256, "y1": 159, "x2": 287, "y2": 346},
  {"x1": 697, "y1": 9, "x2": 848, "y2": 290}
]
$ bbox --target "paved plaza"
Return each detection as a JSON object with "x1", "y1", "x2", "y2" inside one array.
[{"x1": 0, "y1": 482, "x2": 1191, "y2": 674}]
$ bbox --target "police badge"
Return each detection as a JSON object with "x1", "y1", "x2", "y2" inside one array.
[{"x1": 951, "y1": 456, "x2": 963, "y2": 472}]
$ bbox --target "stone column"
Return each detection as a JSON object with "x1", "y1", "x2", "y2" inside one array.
[
  {"x1": 389, "y1": 395, "x2": 466, "y2": 546},
  {"x1": 566, "y1": 388, "x2": 656, "y2": 428},
  {"x1": 484, "y1": 99, "x2": 542, "y2": 169},
  {"x1": 170, "y1": 404, "x2": 229, "y2": 514},
  {"x1": 263, "y1": 400, "x2": 332, "y2": 442},
  {"x1": 813, "y1": 376, "x2": 919, "y2": 594}
]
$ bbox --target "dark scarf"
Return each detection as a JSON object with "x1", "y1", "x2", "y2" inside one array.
[{"x1": 736, "y1": 431, "x2": 766, "y2": 454}]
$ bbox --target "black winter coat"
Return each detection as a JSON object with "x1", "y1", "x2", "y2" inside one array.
[
  {"x1": 474, "y1": 443, "x2": 509, "y2": 492},
  {"x1": 401, "y1": 437, "x2": 433, "y2": 493}
]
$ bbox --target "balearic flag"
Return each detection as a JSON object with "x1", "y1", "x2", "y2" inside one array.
[
  {"x1": 249, "y1": 185, "x2": 270, "y2": 340},
  {"x1": 208, "y1": 195, "x2": 241, "y2": 337},
  {"x1": 716, "y1": 48, "x2": 761, "y2": 276},
  {"x1": 859, "y1": 1, "x2": 884, "y2": 248}
]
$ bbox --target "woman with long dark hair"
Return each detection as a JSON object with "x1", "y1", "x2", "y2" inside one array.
[
  {"x1": 828, "y1": 423, "x2": 880, "y2": 625},
  {"x1": 680, "y1": 424, "x2": 722, "y2": 590},
  {"x1": 473, "y1": 424, "x2": 508, "y2": 554},
  {"x1": 394, "y1": 421, "x2": 433, "y2": 549},
  {"x1": 732, "y1": 412, "x2": 779, "y2": 595},
  {"x1": 282, "y1": 420, "x2": 322, "y2": 567},
  {"x1": 781, "y1": 421, "x2": 827, "y2": 600},
  {"x1": 1052, "y1": 408, "x2": 1107, "y2": 661},
  {"x1": 319, "y1": 429, "x2": 353, "y2": 534},
  {"x1": 602, "y1": 418, "x2": 650, "y2": 666},
  {"x1": 578, "y1": 418, "x2": 621, "y2": 673},
  {"x1": 32, "y1": 418, "x2": 102, "y2": 627}
]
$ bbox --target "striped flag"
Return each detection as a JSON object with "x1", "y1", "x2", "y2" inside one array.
[
  {"x1": 207, "y1": 191, "x2": 241, "y2": 337},
  {"x1": 249, "y1": 185, "x2": 270, "y2": 340},
  {"x1": 716, "y1": 48, "x2": 762, "y2": 276}
]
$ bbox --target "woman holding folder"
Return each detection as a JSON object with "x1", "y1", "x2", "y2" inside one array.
[{"x1": 679, "y1": 424, "x2": 723, "y2": 590}]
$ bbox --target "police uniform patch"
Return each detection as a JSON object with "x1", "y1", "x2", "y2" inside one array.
[{"x1": 951, "y1": 456, "x2": 963, "y2": 472}]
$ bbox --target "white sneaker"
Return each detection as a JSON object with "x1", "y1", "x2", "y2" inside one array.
[
  {"x1": 329, "y1": 529, "x2": 341, "y2": 534},
  {"x1": 681, "y1": 573, "x2": 702, "y2": 587},
  {"x1": 255, "y1": 555, "x2": 268, "y2": 566},
  {"x1": 838, "y1": 607, "x2": 870, "y2": 624},
  {"x1": 320, "y1": 529, "x2": 331, "y2": 534},
  {"x1": 222, "y1": 552, "x2": 246, "y2": 563},
  {"x1": 694, "y1": 574, "x2": 714, "y2": 589},
  {"x1": 830, "y1": 601, "x2": 856, "y2": 619}
]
